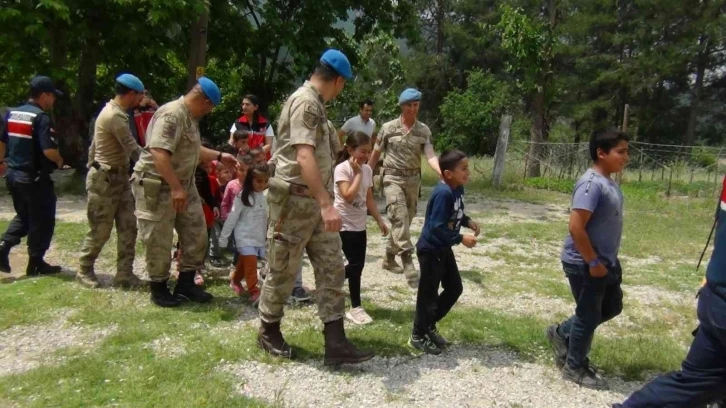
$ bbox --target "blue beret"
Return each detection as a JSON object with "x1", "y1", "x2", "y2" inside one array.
[
  {"x1": 115, "y1": 74, "x2": 144, "y2": 92},
  {"x1": 399, "y1": 88, "x2": 422, "y2": 105},
  {"x1": 198, "y1": 76, "x2": 221, "y2": 106},
  {"x1": 320, "y1": 49, "x2": 353, "y2": 80}
]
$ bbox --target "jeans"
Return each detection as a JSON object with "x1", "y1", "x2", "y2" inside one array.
[
  {"x1": 1, "y1": 170, "x2": 56, "y2": 258},
  {"x1": 413, "y1": 247, "x2": 463, "y2": 335},
  {"x1": 340, "y1": 230, "x2": 367, "y2": 308}
]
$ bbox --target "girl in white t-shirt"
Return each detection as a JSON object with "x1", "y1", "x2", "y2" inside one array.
[{"x1": 334, "y1": 131, "x2": 389, "y2": 325}]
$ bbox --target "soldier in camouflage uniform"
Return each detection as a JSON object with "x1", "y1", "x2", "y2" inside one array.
[
  {"x1": 367, "y1": 89, "x2": 441, "y2": 289},
  {"x1": 258, "y1": 50, "x2": 374, "y2": 365},
  {"x1": 132, "y1": 77, "x2": 238, "y2": 307},
  {"x1": 77, "y1": 74, "x2": 146, "y2": 288}
]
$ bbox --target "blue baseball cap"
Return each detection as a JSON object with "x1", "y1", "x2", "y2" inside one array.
[
  {"x1": 29, "y1": 76, "x2": 63, "y2": 96},
  {"x1": 115, "y1": 74, "x2": 144, "y2": 92},
  {"x1": 198, "y1": 77, "x2": 221, "y2": 105},
  {"x1": 320, "y1": 49, "x2": 353, "y2": 80},
  {"x1": 399, "y1": 88, "x2": 422, "y2": 105}
]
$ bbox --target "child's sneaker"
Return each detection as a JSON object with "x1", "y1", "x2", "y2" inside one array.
[
  {"x1": 209, "y1": 257, "x2": 225, "y2": 268},
  {"x1": 291, "y1": 286, "x2": 311, "y2": 302},
  {"x1": 427, "y1": 325, "x2": 448, "y2": 348},
  {"x1": 346, "y1": 307, "x2": 373, "y2": 325},
  {"x1": 229, "y1": 281, "x2": 245, "y2": 296},
  {"x1": 408, "y1": 334, "x2": 442, "y2": 355},
  {"x1": 250, "y1": 291, "x2": 261, "y2": 308}
]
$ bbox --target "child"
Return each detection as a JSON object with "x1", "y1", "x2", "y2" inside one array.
[
  {"x1": 409, "y1": 149, "x2": 479, "y2": 355},
  {"x1": 545, "y1": 129, "x2": 629, "y2": 390},
  {"x1": 219, "y1": 163, "x2": 271, "y2": 304},
  {"x1": 250, "y1": 147, "x2": 266, "y2": 165},
  {"x1": 334, "y1": 131, "x2": 389, "y2": 325},
  {"x1": 207, "y1": 161, "x2": 230, "y2": 268},
  {"x1": 221, "y1": 154, "x2": 254, "y2": 221},
  {"x1": 232, "y1": 129, "x2": 250, "y2": 156}
]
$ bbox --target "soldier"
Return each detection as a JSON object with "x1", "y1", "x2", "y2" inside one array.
[
  {"x1": 131, "y1": 77, "x2": 238, "y2": 307},
  {"x1": 77, "y1": 74, "x2": 146, "y2": 288},
  {"x1": 366, "y1": 88, "x2": 441, "y2": 288},
  {"x1": 258, "y1": 49, "x2": 374, "y2": 365},
  {"x1": 0, "y1": 76, "x2": 64, "y2": 276}
]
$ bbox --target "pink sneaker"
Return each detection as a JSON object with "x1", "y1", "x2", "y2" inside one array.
[{"x1": 229, "y1": 281, "x2": 245, "y2": 296}]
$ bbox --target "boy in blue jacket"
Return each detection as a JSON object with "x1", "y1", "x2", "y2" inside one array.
[{"x1": 409, "y1": 149, "x2": 480, "y2": 355}]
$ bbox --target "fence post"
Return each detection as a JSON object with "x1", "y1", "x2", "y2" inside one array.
[
  {"x1": 523, "y1": 148, "x2": 529, "y2": 181},
  {"x1": 638, "y1": 150, "x2": 643, "y2": 182},
  {"x1": 492, "y1": 115, "x2": 512, "y2": 188},
  {"x1": 667, "y1": 167, "x2": 674, "y2": 197}
]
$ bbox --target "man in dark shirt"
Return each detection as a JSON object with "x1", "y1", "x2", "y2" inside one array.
[{"x1": 0, "y1": 76, "x2": 64, "y2": 276}]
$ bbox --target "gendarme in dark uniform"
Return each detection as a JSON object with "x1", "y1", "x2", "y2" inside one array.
[{"x1": 0, "y1": 76, "x2": 64, "y2": 276}]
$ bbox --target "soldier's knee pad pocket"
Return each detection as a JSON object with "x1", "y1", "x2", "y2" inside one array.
[{"x1": 132, "y1": 176, "x2": 163, "y2": 220}]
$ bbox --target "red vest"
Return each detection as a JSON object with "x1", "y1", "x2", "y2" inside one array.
[{"x1": 234, "y1": 115, "x2": 271, "y2": 160}]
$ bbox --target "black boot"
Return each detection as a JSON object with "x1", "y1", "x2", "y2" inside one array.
[
  {"x1": 26, "y1": 257, "x2": 61, "y2": 276},
  {"x1": 150, "y1": 280, "x2": 181, "y2": 308},
  {"x1": 173, "y1": 270, "x2": 213, "y2": 303},
  {"x1": 0, "y1": 240, "x2": 12, "y2": 273},
  {"x1": 323, "y1": 318, "x2": 375, "y2": 365},
  {"x1": 257, "y1": 320, "x2": 293, "y2": 358}
]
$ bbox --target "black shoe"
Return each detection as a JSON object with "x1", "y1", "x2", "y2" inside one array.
[
  {"x1": 257, "y1": 320, "x2": 293, "y2": 359},
  {"x1": 173, "y1": 270, "x2": 213, "y2": 303},
  {"x1": 209, "y1": 257, "x2": 225, "y2": 268},
  {"x1": 26, "y1": 258, "x2": 62, "y2": 276},
  {"x1": 562, "y1": 363, "x2": 609, "y2": 390},
  {"x1": 427, "y1": 325, "x2": 448, "y2": 349},
  {"x1": 546, "y1": 324, "x2": 569, "y2": 368},
  {"x1": 408, "y1": 333, "x2": 442, "y2": 355},
  {"x1": 150, "y1": 280, "x2": 181, "y2": 308},
  {"x1": 0, "y1": 240, "x2": 12, "y2": 273},
  {"x1": 323, "y1": 318, "x2": 375, "y2": 365}
]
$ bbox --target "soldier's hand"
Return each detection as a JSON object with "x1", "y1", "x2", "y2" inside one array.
[
  {"x1": 462, "y1": 235, "x2": 477, "y2": 248},
  {"x1": 220, "y1": 153, "x2": 240, "y2": 172},
  {"x1": 171, "y1": 186, "x2": 188, "y2": 213},
  {"x1": 320, "y1": 203, "x2": 342, "y2": 232}
]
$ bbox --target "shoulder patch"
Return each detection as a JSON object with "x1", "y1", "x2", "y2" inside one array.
[
  {"x1": 162, "y1": 115, "x2": 177, "y2": 139},
  {"x1": 302, "y1": 104, "x2": 320, "y2": 130}
]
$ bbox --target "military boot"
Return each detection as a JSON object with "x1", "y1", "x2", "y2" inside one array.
[
  {"x1": 257, "y1": 320, "x2": 293, "y2": 359},
  {"x1": 401, "y1": 252, "x2": 419, "y2": 289},
  {"x1": 382, "y1": 252, "x2": 403, "y2": 274},
  {"x1": 150, "y1": 280, "x2": 181, "y2": 308},
  {"x1": 173, "y1": 270, "x2": 213, "y2": 303},
  {"x1": 323, "y1": 318, "x2": 375, "y2": 366},
  {"x1": 26, "y1": 257, "x2": 62, "y2": 276},
  {"x1": 76, "y1": 266, "x2": 100, "y2": 289},
  {"x1": 0, "y1": 240, "x2": 13, "y2": 273}
]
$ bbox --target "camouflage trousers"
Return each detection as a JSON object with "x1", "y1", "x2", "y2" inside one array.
[
  {"x1": 79, "y1": 166, "x2": 137, "y2": 276},
  {"x1": 259, "y1": 188, "x2": 345, "y2": 324},
  {"x1": 131, "y1": 173, "x2": 207, "y2": 282},
  {"x1": 383, "y1": 174, "x2": 421, "y2": 256}
]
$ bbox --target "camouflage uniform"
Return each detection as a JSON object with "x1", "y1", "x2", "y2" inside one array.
[
  {"x1": 375, "y1": 117, "x2": 433, "y2": 284},
  {"x1": 259, "y1": 81, "x2": 344, "y2": 324},
  {"x1": 78, "y1": 99, "x2": 141, "y2": 286},
  {"x1": 132, "y1": 97, "x2": 206, "y2": 282}
]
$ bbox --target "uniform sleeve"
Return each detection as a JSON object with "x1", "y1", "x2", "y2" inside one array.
[
  {"x1": 289, "y1": 99, "x2": 320, "y2": 148},
  {"x1": 147, "y1": 112, "x2": 182, "y2": 154},
  {"x1": 36, "y1": 113, "x2": 58, "y2": 150},
  {"x1": 422, "y1": 125, "x2": 433, "y2": 150},
  {"x1": 571, "y1": 178, "x2": 601, "y2": 213},
  {"x1": 112, "y1": 112, "x2": 142, "y2": 161},
  {"x1": 374, "y1": 125, "x2": 387, "y2": 153}
]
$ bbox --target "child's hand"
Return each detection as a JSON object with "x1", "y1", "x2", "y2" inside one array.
[
  {"x1": 378, "y1": 220, "x2": 389, "y2": 236},
  {"x1": 462, "y1": 235, "x2": 477, "y2": 248},
  {"x1": 468, "y1": 220, "x2": 481, "y2": 237},
  {"x1": 213, "y1": 207, "x2": 220, "y2": 219},
  {"x1": 349, "y1": 157, "x2": 362, "y2": 175}
]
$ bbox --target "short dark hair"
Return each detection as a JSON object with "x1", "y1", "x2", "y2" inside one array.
[
  {"x1": 220, "y1": 144, "x2": 237, "y2": 155},
  {"x1": 589, "y1": 129, "x2": 629, "y2": 161},
  {"x1": 313, "y1": 62, "x2": 341, "y2": 82},
  {"x1": 233, "y1": 129, "x2": 249, "y2": 142},
  {"x1": 439, "y1": 149, "x2": 468, "y2": 173},
  {"x1": 360, "y1": 99, "x2": 374, "y2": 109},
  {"x1": 114, "y1": 82, "x2": 136, "y2": 96}
]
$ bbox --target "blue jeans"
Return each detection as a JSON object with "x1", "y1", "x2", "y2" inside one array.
[
  {"x1": 1, "y1": 170, "x2": 56, "y2": 258},
  {"x1": 621, "y1": 284, "x2": 726, "y2": 407},
  {"x1": 558, "y1": 261, "x2": 623, "y2": 368}
]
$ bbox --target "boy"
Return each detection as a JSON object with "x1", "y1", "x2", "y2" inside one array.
[
  {"x1": 409, "y1": 149, "x2": 479, "y2": 355},
  {"x1": 546, "y1": 129, "x2": 629, "y2": 390},
  {"x1": 250, "y1": 147, "x2": 266, "y2": 165},
  {"x1": 232, "y1": 129, "x2": 250, "y2": 156}
]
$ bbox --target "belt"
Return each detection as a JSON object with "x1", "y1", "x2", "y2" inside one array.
[
  {"x1": 289, "y1": 183, "x2": 312, "y2": 198},
  {"x1": 132, "y1": 171, "x2": 187, "y2": 187},
  {"x1": 382, "y1": 168, "x2": 421, "y2": 177},
  {"x1": 91, "y1": 161, "x2": 128, "y2": 175}
]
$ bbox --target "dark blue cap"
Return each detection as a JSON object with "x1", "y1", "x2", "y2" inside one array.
[
  {"x1": 399, "y1": 88, "x2": 422, "y2": 105},
  {"x1": 198, "y1": 77, "x2": 221, "y2": 105},
  {"x1": 116, "y1": 74, "x2": 144, "y2": 92},
  {"x1": 320, "y1": 49, "x2": 353, "y2": 80},
  {"x1": 29, "y1": 76, "x2": 63, "y2": 96}
]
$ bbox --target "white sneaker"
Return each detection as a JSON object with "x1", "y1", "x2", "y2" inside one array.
[{"x1": 346, "y1": 307, "x2": 373, "y2": 325}]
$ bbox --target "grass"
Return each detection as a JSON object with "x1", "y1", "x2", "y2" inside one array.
[{"x1": 0, "y1": 158, "x2": 718, "y2": 406}]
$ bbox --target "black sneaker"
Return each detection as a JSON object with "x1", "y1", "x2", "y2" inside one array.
[
  {"x1": 562, "y1": 363, "x2": 609, "y2": 390},
  {"x1": 209, "y1": 257, "x2": 225, "y2": 268},
  {"x1": 427, "y1": 325, "x2": 448, "y2": 349},
  {"x1": 26, "y1": 258, "x2": 62, "y2": 276},
  {"x1": 408, "y1": 334, "x2": 442, "y2": 355},
  {"x1": 0, "y1": 240, "x2": 12, "y2": 273},
  {"x1": 546, "y1": 324, "x2": 569, "y2": 368},
  {"x1": 291, "y1": 286, "x2": 311, "y2": 302}
]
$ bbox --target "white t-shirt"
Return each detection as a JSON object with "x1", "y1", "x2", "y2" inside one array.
[
  {"x1": 341, "y1": 115, "x2": 376, "y2": 137},
  {"x1": 334, "y1": 161, "x2": 373, "y2": 232},
  {"x1": 229, "y1": 123, "x2": 275, "y2": 137}
]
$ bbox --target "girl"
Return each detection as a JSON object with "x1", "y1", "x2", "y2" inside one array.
[
  {"x1": 334, "y1": 131, "x2": 389, "y2": 325},
  {"x1": 219, "y1": 163, "x2": 271, "y2": 305}
]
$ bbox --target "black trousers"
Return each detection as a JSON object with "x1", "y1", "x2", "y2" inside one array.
[
  {"x1": 340, "y1": 230, "x2": 367, "y2": 308},
  {"x1": 413, "y1": 247, "x2": 463, "y2": 334},
  {"x1": 2, "y1": 172, "x2": 56, "y2": 258}
]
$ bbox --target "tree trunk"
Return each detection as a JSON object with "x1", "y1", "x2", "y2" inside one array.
[
  {"x1": 685, "y1": 35, "x2": 709, "y2": 146},
  {"x1": 70, "y1": 32, "x2": 101, "y2": 169},
  {"x1": 434, "y1": 0, "x2": 446, "y2": 54},
  {"x1": 186, "y1": 3, "x2": 210, "y2": 91},
  {"x1": 527, "y1": 87, "x2": 546, "y2": 177}
]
